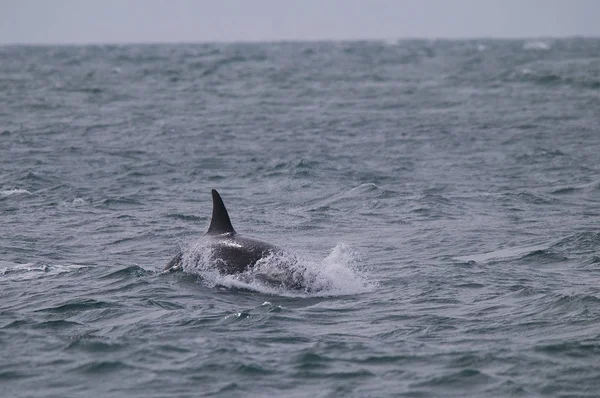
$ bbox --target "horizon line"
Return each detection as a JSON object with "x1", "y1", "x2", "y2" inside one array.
[{"x1": 1, "y1": 34, "x2": 598, "y2": 47}]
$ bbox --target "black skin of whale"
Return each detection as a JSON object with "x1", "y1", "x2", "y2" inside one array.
[{"x1": 165, "y1": 189, "x2": 280, "y2": 274}]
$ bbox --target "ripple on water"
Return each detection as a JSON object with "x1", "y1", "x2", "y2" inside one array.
[
  {"x1": 2, "y1": 39, "x2": 600, "y2": 397},
  {"x1": 72, "y1": 360, "x2": 133, "y2": 375},
  {"x1": 35, "y1": 299, "x2": 114, "y2": 314}
]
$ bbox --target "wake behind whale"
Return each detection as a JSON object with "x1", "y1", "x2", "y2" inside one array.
[{"x1": 165, "y1": 190, "x2": 371, "y2": 295}]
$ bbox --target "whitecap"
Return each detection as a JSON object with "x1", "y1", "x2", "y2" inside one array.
[
  {"x1": 72, "y1": 197, "x2": 86, "y2": 206},
  {"x1": 523, "y1": 40, "x2": 551, "y2": 50},
  {"x1": 1, "y1": 188, "x2": 32, "y2": 197}
]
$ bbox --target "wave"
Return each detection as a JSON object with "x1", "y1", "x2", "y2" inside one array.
[
  {"x1": 0, "y1": 261, "x2": 88, "y2": 281},
  {"x1": 0, "y1": 188, "x2": 32, "y2": 197},
  {"x1": 99, "y1": 265, "x2": 153, "y2": 279},
  {"x1": 454, "y1": 232, "x2": 600, "y2": 265},
  {"x1": 523, "y1": 40, "x2": 552, "y2": 50},
  {"x1": 516, "y1": 58, "x2": 600, "y2": 89},
  {"x1": 550, "y1": 179, "x2": 600, "y2": 195},
  {"x1": 454, "y1": 242, "x2": 548, "y2": 263}
]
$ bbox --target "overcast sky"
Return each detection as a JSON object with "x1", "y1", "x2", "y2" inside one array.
[{"x1": 1, "y1": 0, "x2": 598, "y2": 45}]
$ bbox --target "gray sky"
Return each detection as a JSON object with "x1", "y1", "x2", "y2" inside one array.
[{"x1": 1, "y1": 0, "x2": 598, "y2": 44}]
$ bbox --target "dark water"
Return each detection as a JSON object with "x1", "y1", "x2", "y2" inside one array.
[{"x1": 1, "y1": 38, "x2": 600, "y2": 397}]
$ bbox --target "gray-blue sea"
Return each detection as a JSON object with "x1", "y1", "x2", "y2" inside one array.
[{"x1": 1, "y1": 38, "x2": 600, "y2": 397}]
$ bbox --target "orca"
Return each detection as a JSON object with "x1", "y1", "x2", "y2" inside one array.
[{"x1": 164, "y1": 189, "x2": 282, "y2": 274}]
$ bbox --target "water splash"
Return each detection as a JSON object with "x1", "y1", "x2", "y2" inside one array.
[{"x1": 179, "y1": 241, "x2": 374, "y2": 297}]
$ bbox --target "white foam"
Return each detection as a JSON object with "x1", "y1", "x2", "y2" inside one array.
[
  {"x1": 0, "y1": 261, "x2": 87, "y2": 281},
  {"x1": 523, "y1": 40, "x2": 551, "y2": 50},
  {"x1": 180, "y1": 241, "x2": 374, "y2": 297},
  {"x1": 1, "y1": 188, "x2": 32, "y2": 196},
  {"x1": 72, "y1": 197, "x2": 86, "y2": 206}
]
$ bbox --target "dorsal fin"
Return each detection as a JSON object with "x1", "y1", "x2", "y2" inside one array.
[{"x1": 206, "y1": 189, "x2": 236, "y2": 235}]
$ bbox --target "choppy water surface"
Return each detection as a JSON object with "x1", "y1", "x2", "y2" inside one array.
[{"x1": 1, "y1": 39, "x2": 600, "y2": 397}]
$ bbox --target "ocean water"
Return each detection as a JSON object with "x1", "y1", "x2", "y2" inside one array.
[{"x1": 1, "y1": 38, "x2": 600, "y2": 397}]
